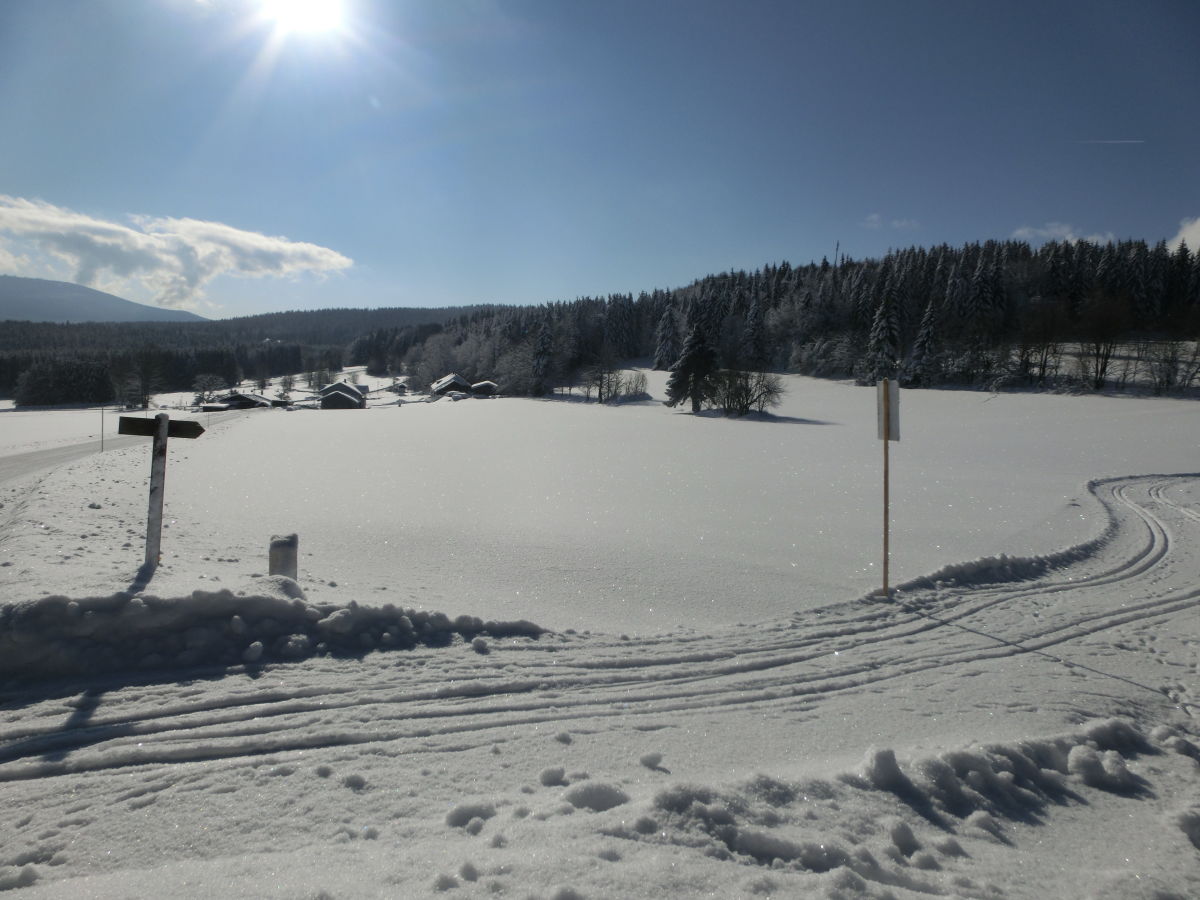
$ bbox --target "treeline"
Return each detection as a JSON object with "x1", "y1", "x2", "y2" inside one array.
[
  {"x1": 8, "y1": 239, "x2": 1200, "y2": 406},
  {"x1": 384, "y1": 238, "x2": 1200, "y2": 397},
  {"x1": 6, "y1": 343, "x2": 342, "y2": 408},
  {"x1": 0, "y1": 305, "x2": 476, "y2": 405}
]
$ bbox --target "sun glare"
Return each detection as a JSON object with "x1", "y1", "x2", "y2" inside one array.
[{"x1": 259, "y1": 0, "x2": 345, "y2": 35}]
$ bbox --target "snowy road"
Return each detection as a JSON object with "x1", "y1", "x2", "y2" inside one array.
[
  {"x1": 0, "y1": 438, "x2": 141, "y2": 485},
  {"x1": 0, "y1": 409, "x2": 247, "y2": 485}
]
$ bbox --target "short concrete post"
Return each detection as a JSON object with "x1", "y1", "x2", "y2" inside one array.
[{"x1": 269, "y1": 533, "x2": 299, "y2": 580}]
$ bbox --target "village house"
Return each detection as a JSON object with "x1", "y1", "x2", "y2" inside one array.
[
  {"x1": 217, "y1": 392, "x2": 272, "y2": 410},
  {"x1": 318, "y1": 382, "x2": 367, "y2": 409},
  {"x1": 430, "y1": 373, "x2": 472, "y2": 395}
]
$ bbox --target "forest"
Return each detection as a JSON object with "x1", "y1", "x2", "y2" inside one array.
[
  {"x1": 4, "y1": 238, "x2": 1199, "y2": 407},
  {"x1": 357, "y1": 237, "x2": 1200, "y2": 403},
  {"x1": 0, "y1": 305, "x2": 477, "y2": 406}
]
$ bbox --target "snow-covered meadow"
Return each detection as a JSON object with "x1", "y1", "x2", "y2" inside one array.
[{"x1": 1, "y1": 373, "x2": 1199, "y2": 899}]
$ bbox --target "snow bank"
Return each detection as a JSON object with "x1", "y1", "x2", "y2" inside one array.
[
  {"x1": 0, "y1": 576, "x2": 544, "y2": 683},
  {"x1": 870, "y1": 475, "x2": 1135, "y2": 600}
]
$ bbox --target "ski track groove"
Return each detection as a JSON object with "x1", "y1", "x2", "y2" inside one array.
[{"x1": 0, "y1": 474, "x2": 1195, "y2": 782}]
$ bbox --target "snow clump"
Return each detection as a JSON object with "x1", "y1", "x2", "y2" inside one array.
[
  {"x1": 445, "y1": 802, "x2": 496, "y2": 829},
  {"x1": 563, "y1": 782, "x2": 630, "y2": 812}
]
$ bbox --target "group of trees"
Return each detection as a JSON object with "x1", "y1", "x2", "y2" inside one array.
[
  {"x1": 6, "y1": 238, "x2": 1200, "y2": 408},
  {"x1": 0, "y1": 306, "x2": 463, "y2": 406},
  {"x1": 388, "y1": 237, "x2": 1200, "y2": 402},
  {"x1": 5, "y1": 342, "x2": 340, "y2": 408}
]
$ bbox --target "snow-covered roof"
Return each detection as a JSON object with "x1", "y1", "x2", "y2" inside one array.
[
  {"x1": 222, "y1": 392, "x2": 271, "y2": 407},
  {"x1": 431, "y1": 373, "x2": 472, "y2": 393},
  {"x1": 319, "y1": 381, "x2": 369, "y2": 396},
  {"x1": 319, "y1": 387, "x2": 365, "y2": 408}
]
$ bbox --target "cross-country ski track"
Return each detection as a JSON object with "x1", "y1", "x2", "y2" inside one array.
[{"x1": 1, "y1": 473, "x2": 1197, "y2": 782}]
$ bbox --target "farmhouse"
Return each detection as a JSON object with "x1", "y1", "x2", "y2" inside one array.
[
  {"x1": 431, "y1": 373, "x2": 472, "y2": 395},
  {"x1": 471, "y1": 381, "x2": 498, "y2": 396},
  {"x1": 321, "y1": 379, "x2": 367, "y2": 396},
  {"x1": 319, "y1": 386, "x2": 367, "y2": 409},
  {"x1": 220, "y1": 392, "x2": 272, "y2": 409}
]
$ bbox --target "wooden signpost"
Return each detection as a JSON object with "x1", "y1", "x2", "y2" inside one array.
[
  {"x1": 876, "y1": 378, "x2": 899, "y2": 597},
  {"x1": 119, "y1": 413, "x2": 205, "y2": 572}
]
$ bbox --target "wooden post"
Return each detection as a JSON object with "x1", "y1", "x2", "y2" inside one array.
[
  {"x1": 269, "y1": 533, "x2": 299, "y2": 580},
  {"x1": 145, "y1": 412, "x2": 170, "y2": 571},
  {"x1": 876, "y1": 378, "x2": 899, "y2": 598},
  {"x1": 882, "y1": 379, "x2": 890, "y2": 597},
  {"x1": 118, "y1": 414, "x2": 204, "y2": 580}
]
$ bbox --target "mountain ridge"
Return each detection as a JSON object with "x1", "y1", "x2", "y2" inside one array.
[{"x1": 0, "y1": 275, "x2": 207, "y2": 323}]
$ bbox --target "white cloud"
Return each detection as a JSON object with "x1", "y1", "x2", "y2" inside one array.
[
  {"x1": 1011, "y1": 222, "x2": 1115, "y2": 245},
  {"x1": 0, "y1": 195, "x2": 353, "y2": 307},
  {"x1": 861, "y1": 212, "x2": 919, "y2": 231},
  {"x1": 0, "y1": 242, "x2": 31, "y2": 273},
  {"x1": 1168, "y1": 217, "x2": 1200, "y2": 251}
]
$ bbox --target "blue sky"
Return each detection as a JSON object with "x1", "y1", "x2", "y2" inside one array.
[{"x1": 1, "y1": 0, "x2": 1197, "y2": 318}]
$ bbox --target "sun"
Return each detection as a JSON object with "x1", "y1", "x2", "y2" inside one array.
[{"x1": 259, "y1": 0, "x2": 345, "y2": 35}]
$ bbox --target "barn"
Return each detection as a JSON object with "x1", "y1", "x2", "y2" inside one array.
[
  {"x1": 431, "y1": 373, "x2": 473, "y2": 395},
  {"x1": 220, "y1": 392, "x2": 272, "y2": 409},
  {"x1": 320, "y1": 386, "x2": 366, "y2": 409}
]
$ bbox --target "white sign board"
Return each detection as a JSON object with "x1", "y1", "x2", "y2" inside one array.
[{"x1": 877, "y1": 379, "x2": 900, "y2": 442}]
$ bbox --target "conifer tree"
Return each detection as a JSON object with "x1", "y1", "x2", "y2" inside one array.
[
  {"x1": 652, "y1": 307, "x2": 681, "y2": 370},
  {"x1": 664, "y1": 325, "x2": 718, "y2": 413},
  {"x1": 902, "y1": 299, "x2": 939, "y2": 386},
  {"x1": 865, "y1": 276, "x2": 901, "y2": 383},
  {"x1": 738, "y1": 297, "x2": 767, "y2": 369},
  {"x1": 531, "y1": 322, "x2": 554, "y2": 395}
]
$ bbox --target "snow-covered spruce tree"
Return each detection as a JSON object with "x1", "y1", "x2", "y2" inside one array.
[
  {"x1": 664, "y1": 325, "x2": 718, "y2": 413},
  {"x1": 738, "y1": 297, "x2": 768, "y2": 369},
  {"x1": 864, "y1": 278, "x2": 901, "y2": 384},
  {"x1": 530, "y1": 322, "x2": 553, "y2": 395},
  {"x1": 652, "y1": 306, "x2": 681, "y2": 370},
  {"x1": 902, "y1": 299, "x2": 939, "y2": 386}
]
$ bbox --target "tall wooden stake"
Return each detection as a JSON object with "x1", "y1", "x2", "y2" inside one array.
[
  {"x1": 882, "y1": 378, "x2": 890, "y2": 597},
  {"x1": 145, "y1": 412, "x2": 170, "y2": 571}
]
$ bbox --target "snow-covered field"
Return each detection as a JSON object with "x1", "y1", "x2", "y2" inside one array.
[{"x1": 1, "y1": 373, "x2": 1198, "y2": 899}]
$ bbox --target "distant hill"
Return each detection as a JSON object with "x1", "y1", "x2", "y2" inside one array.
[{"x1": 0, "y1": 276, "x2": 206, "y2": 323}]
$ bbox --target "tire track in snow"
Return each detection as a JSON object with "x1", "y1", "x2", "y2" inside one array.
[{"x1": 0, "y1": 474, "x2": 1196, "y2": 781}]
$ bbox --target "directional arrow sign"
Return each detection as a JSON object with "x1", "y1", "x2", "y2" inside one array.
[
  {"x1": 119, "y1": 416, "x2": 205, "y2": 439},
  {"x1": 119, "y1": 413, "x2": 205, "y2": 575}
]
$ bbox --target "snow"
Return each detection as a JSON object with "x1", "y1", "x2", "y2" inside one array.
[{"x1": 0, "y1": 372, "x2": 1199, "y2": 898}]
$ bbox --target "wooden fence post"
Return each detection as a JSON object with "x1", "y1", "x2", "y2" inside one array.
[
  {"x1": 270, "y1": 533, "x2": 299, "y2": 580},
  {"x1": 145, "y1": 413, "x2": 170, "y2": 571}
]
